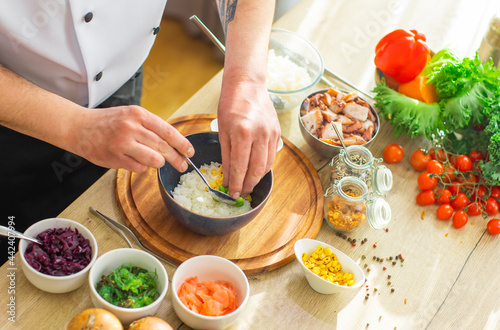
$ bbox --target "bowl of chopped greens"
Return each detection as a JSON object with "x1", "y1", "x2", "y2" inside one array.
[
  {"x1": 88, "y1": 248, "x2": 168, "y2": 326},
  {"x1": 19, "y1": 218, "x2": 98, "y2": 294}
]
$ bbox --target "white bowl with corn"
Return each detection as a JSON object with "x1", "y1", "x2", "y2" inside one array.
[{"x1": 294, "y1": 238, "x2": 365, "y2": 294}]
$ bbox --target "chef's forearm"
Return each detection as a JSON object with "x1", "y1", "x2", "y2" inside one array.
[
  {"x1": 216, "y1": 0, "x2": 275, "y2": 85},
  {"x1": 0, "y1": 64, "x2": 84, "y2": 152}
]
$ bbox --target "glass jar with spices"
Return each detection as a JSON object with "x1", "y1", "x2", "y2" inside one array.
[
  {"x1": 330, "y1": 145, "x2": 393, "y2": 196},
  {"x1": 324, "y1": 176, "x2": 391, "y2": 233}
]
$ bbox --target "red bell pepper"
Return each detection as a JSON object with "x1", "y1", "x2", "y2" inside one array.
[{"x1": 374, "y1": 29, "x2": 430, "y2": 84}]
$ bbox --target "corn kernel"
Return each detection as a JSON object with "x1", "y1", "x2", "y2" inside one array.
[{"x1": 302, "y1": 244, "x2": 355, "y2": 286}]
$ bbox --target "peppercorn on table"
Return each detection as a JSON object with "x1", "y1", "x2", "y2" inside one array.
[{"x1": 2, "y1": 1, "x2": 500, "y2": 329}]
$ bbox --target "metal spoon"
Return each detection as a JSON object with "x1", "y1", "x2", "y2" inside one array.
[
  {"x1": 182, "y1": 156, "x2": 237, "y2": 205},
  {"x1": 331, "y1": 121, "x2": 348, "y2": 151},
  {"x1": 0, "y1": 225, "x2": 42, "y2": 245}
]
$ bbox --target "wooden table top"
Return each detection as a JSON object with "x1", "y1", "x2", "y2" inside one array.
[{"x1": 2, "y1": 1, "x2": 500, "y2": 329}]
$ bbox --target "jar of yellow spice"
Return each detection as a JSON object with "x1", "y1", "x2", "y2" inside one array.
[{"x1": 324, "y1": 176, "x2": 391, "y2": 233}]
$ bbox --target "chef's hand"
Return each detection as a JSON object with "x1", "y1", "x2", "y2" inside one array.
[
  {"x1": 70, "y1": 105, "x2": 194, "y2": 173},
  {"x1": 218, "y1": 79, "x2": 281, "y2": 199}
]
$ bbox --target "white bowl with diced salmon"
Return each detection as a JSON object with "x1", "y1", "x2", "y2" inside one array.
[
  {"x1": 299, "y1": 87, "x2": 380, "y2": 158},
  {"x1": 171, "y1": 255, "x2": 250, "y2": 329}
]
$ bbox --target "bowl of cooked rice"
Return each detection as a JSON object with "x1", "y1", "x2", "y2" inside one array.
[
  {"x1": 267, "y1": 29, "x2": 324, "y2": 113},
  {"x1": 157, "y1": 132, "x2": 273, "y2": 236}
]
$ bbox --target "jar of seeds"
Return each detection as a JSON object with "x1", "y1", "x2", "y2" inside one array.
[
  {"x1": 330, "y1": 145, "x2": 393, "y2": 196},
  {"x1": 324, "y1": 176, "x2": 391, "y2": 233}
]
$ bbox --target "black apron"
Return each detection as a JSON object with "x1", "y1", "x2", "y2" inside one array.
[{"x1": 0, "y1": 67, "x2": 143, "y2": 263}]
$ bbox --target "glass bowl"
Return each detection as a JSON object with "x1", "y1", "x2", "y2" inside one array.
[{"x1": 267, "y1": 29, "x2": 324, "y2": 113}]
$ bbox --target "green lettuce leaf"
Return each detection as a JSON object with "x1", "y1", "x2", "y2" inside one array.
[{"x1": 373, "y1": 83, "x2": 442, "y2": 139}]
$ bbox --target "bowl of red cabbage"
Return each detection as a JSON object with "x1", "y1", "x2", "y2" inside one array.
[{"x1": 19, "y1": 218, "x2": 98, "y2": 293}]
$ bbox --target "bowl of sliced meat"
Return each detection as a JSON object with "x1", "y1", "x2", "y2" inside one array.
[{"x1": 299, "y1": 87, "x2": 379, "y2": 159}]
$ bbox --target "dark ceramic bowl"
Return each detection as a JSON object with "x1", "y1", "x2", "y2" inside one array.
[
  {"x1": 298, "y1": 89, "x2": 380, "y2": 159},
  {"x1": 157, "y1": 132, "x2": 273, "y2": 236}
]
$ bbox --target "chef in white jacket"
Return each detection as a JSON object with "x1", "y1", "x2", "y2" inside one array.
[{"x1": 0, "y1": 0, "x2": 280, "y2": 257}]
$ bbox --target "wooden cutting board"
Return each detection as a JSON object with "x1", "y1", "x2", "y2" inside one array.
[{"x1": 116, "y1": 114, "x2": 324, "y2": 275}]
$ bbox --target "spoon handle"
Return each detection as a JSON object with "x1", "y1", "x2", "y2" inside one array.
[
  {"x1": 0, "y1": 225, "x2": 41, "y2": 244},
  {"x1": 183, "y1": 156, "x2": 212, "y2": 188}
]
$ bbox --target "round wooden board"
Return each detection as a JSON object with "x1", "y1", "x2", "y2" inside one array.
[{"x1": 116, "y1": 114, "x2": 324, "y2": 275}]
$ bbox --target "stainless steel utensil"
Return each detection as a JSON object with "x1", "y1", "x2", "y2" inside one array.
[
  {"x1": 189, "y1": 15, "x2": 374, "y2": 102},
  {"x1": 0, "y1": 225, "x2": 42, "y2": 245},
  {"x1": 182, "y1": 156, "x2": 237, "y2": 205},
  {"x1": 331, "y1": 121, "x2": 348, "y2": 151},
  {"x1": 89, "y1": 207, "x2": 175, "y2": 267}
]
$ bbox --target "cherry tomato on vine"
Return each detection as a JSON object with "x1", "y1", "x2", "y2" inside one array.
[
  {"x1": 490, "y1": 186, "x2": 500, "y2": 199},
  {"x1": 468, "y1": 150, "x2": 484, "y2": 163},
  {"x1": 456, "y1": 155, "x2": 473, "y2": 172},
  {"x1": 429, "y1": 148, "x2": 447, "y2": 162},
  {"x1": 485, "y1": 197, "x2": 499, "y2": 217},
  {"x1": 452, "y1": 210, "x2": 468, "y2": 229},
  {"x1": 448, "y1": 181, "x2": 463, "y2": 196},
  {"x1": 410, "y1": 149, "x2": 431, "y2": 171},
  {"x1": 418, "y1": 171, "x2": 438, "y2": 190},
  {"x1": 470, "y1": 185, "x2": 486, "y2": 201},
  {"x1": 426, "y1": 160, "x2": 444, "y2": 175},
  {"x1": 449, "y1": 154, "x2": 458, "y2": 167},
  {"x1": 442, "y1": 164, "x2": 456, "y2": 183},
  {"x1": 436, "y1": 189, "x2": 452, "y2": 204},
  {"x1": 436, "y1": 204, "x2": 454, "y2": 220},
  {"x1": 450, "y1": 192, "x2": 469, "y2": 210},
  {"x1": 383, "y1": 144, "x2": 404, "y2": 163},
  {"x1": 487, "y1": 219, "x2": 500, "y2": 235},
  {"x1": 416, "y1": 190, "x2": 435, "y2": 206},
  {"x1": 457, "y1": 172, "x2": 477, "y2": 185},
  {"x1": 467, "y1": 202, "x2": 483, "y2": 217}
]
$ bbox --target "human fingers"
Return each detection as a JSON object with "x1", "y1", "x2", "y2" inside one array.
[
  {"x1": 240, "y1": 140, "x2": 269, "y2": 196},
  {"x1": 125, "y1": 123, "x2": 189, "y2": 172},
  {"x1": 219, "y1": 130, "x2": 232, "y2": 190},
  {"x1": 225, "y1": 129, "x2": 253, "y2": 199},
  {"x1": 140, "y1": 111, "x2": 194, "y2": 159}
]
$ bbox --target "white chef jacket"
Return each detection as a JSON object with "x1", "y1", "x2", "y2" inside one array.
[{"x1": 0, "y1": 0, "x2": 167, "y2": 108}]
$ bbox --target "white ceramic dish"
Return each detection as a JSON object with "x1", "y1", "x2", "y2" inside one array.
[
  {"x1": 294, "y1": 238, "x2": 365, "y2": 294},
  {"x1": 19, "y1": 218, "x2": 98, "y2": 294},
  {"x1": 171, "y1": 255, "x2": 250, "y2": 330},
  {"x1": 88, "y1": 248, "x2": 168, "y2": 326}
]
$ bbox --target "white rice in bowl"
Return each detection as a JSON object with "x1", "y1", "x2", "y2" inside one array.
[
  {"x1": 172, "y1": 162, "x2": 252, "y2": 217},
  {"x1": 267, "y1": 49, "x2": 312, "y2": 92}
]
